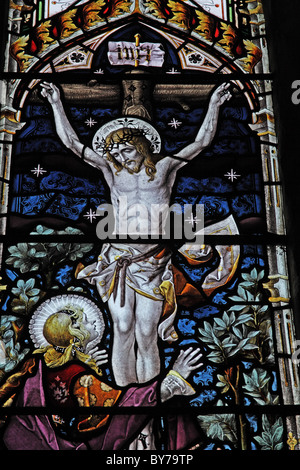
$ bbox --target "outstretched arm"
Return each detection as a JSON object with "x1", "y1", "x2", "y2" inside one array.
[
  {"x1": 169, "y1": 83, "x2": 232, "y2": 169},
  {"x1": 40, "y1": 82, "x2": 112, "y2": 178},
  {"x1": 40, "y1": 82, "x2": 84, "y2": 158}
]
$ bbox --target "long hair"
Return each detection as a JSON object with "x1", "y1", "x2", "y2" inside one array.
[
  {"x1": 104, "y1": 127, "x2": 161, "y2": 181},
  {"x1": 37, "y1": 306, "x2": 101, "y2": 373}
]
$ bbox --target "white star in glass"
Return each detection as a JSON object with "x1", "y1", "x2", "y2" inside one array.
[
  {"x1": 185, "y1": 213, "x2": 202, "y2": 227},
  {"x1": 83, "y1": 209, "x2": 98, "y2": 223},
  {"x1": 31, "y1": 164, "x2": 47, "y2": 177},
  {"x1": 224, "y1": 169, "x2": 241, "y2": 182},
  {"x1": 168, "y1": 118, "x2": 182, "y2": 129},
  {"x1": 85, "y1": 117, "x2": 97, "y2": 127}
]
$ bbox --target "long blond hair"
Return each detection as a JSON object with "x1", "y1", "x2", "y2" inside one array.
[
  {"x1": 105, "y1": 127, "x2": 161, "y2": 181},
  {"x1": 34, "y1": 306, "x2": 101, "y2": 375}
]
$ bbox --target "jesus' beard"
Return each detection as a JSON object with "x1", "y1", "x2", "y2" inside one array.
[{"x1": 123, "y1": 160, "x2": 143, "y2": 174}]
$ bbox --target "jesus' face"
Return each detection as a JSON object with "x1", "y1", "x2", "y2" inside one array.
[
  {"x1": 105, "y1": 128, "x2": 158, "y2": 181},
  {"x1": 109, "y1": 143, "x2": 145, "y2": 174}
]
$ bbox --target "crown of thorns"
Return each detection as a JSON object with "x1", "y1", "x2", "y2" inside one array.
[
  {"x1": 92, "y1": 118, "x2": 162, "y2": 155},
  {"x1": 96, "y1": 127, "x2": 151, "y2": 154}
]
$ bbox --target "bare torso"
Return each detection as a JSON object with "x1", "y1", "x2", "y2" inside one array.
[{"x1": 105, "y1": 157, "x2": 178, "y2": 237}]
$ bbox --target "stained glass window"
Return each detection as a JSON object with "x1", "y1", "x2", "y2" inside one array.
[{"x1": 0, "y1": 0, "x2": 299, "y2": 455}]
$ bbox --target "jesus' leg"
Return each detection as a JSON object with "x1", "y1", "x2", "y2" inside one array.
[
  {"x1": 135, "y1": 294, "x2": 164, "y2": 383},
  {"x1": 127, "y1": 295, "x2": 163, "y2": 450},
  {"x1": 108, "y1": 283, "x2": 137, "y2": 387}
]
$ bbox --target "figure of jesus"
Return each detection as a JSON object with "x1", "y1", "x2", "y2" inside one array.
[{"x1": 40, "y1": 81, "x2": 232, "y2": 388}]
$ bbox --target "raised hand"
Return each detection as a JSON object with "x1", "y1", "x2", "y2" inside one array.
[
  {"x1": 210, "y1": 82, "x2": 232, "y2": 107},
  {"x1": 40, "y1": 82, "x2": 61, "y2": 105},
  {"x1": 172, "y1": 347, "x2": 203, "y2": 380},
  {"x1": 88, "y1": 347, "x2": 109, "y2": 367}
]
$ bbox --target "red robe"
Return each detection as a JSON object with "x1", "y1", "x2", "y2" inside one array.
[{"x1": 2, "y1": 358, "x2": 201, "y2": 450}]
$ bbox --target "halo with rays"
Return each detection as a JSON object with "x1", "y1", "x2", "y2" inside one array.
[
  {"x1": 29, "y1": 294, "x2": 105, "y2": 350},
  {"x1": 92, "y1": 117, "x2": 162, "y2": 156}
]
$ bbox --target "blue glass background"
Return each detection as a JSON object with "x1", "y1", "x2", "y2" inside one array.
[{"x1": 10, "y1": 99, "x2": 265, "y2": 235}]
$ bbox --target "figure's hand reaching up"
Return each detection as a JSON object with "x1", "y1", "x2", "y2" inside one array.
[
  {"x1": 88, "y1": 347, "x2": 109, "y2": 367},
  {"x1": 160, "y1": 347, "x2": 203, "y2": 402},
  {"x1": 40, "y1": 82, "x2": 61, "y2": 105},
  {"x1": 172, "y1": 347, "x2": 203, "y2": 380},
  {"x1": 210, "y1": 82, "x2": 232, "y2": 107}
]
